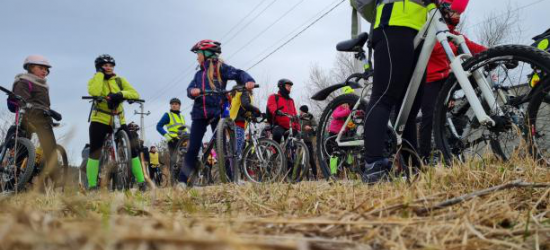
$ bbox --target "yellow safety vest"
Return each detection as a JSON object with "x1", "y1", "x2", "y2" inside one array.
[
  {"x1": 167, "y1": 111, "x2": 186, "y2": 137},
  {"x1": 374, "y1": 0, "x2": 428, "y2": 31},
  {"x1": 149, "y1": 152, "x2": 159, "y2": 165}
]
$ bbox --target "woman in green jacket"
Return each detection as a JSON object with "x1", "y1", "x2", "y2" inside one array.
[{"x1": 85, "y1": 54, "x2": 146, "y2": 191}]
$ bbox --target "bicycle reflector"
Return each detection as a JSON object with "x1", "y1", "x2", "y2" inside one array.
[{"x1": 450, "y1": 0, "x2": 469, "y2": 14}]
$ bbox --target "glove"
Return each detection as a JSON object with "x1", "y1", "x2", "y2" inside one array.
[
  {"x1": 107, "y1": 92, "x2": 124, "y2": 109},
  {"x1": 96, "y1": 65, "x2": 105, "y2": 73},
  {"x1": 275, "y1": 110, "x2": 284, "y2": 116},
  {"x1": 164, "y1": 133, "x2": 174, "y2": 141}
]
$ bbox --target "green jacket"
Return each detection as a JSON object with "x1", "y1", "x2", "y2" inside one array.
[{"x1": 88, "y1": 72, "x2": 139, "y2": 126}]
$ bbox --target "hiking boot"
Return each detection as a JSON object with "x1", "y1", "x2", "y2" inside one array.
[
  {"x1": 138, "y1": 182, "x2": 148, "y2": 192},
  {"x1": 362, "y1": 158, "x2": 392, "y2": 184}
]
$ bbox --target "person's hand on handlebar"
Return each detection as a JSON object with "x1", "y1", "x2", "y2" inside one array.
[
  {"x1": 245, "y1": 81, "x2": 255, "y2": 90},
  {"x1": 107, "y1": 92, "x2": 123, "y2": 109},
  {"x1": 190, "y1": 88, "x2": 201, "y2": 97}
]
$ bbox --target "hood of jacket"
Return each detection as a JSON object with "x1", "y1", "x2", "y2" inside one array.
[{"x1": 14, "y1": 73, "x2": 48, "y2": 89}]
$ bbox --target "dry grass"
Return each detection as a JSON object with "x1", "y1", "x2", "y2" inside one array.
[{"x1": 1, "y1": 156, "x2": 549, "y2": 250}]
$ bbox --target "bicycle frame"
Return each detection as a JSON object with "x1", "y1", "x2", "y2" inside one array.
[{"x1": 335, "y1": 4, "x2": 502, "y2": 148}]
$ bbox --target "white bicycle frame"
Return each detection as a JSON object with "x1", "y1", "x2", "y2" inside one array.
[{"x1": 336, "y1": 4, "x2": 501, "y2": 147}]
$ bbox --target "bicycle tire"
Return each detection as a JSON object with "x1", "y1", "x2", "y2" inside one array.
[
  {"x1": 114, "y1": 130, "x2": 133, "y2": 190},
  {"x1": 0, "y1": 137, "x2": 36, "y2": 193},
  {"x1": 54, "y1": 145, "x2": 69, "y2": 191},
  {"x1": 315, "y1": 94, "x2": 368, "y2": 180},
  {"x1": 216, "y1": 118, "x2": 238, "y2": 183},
  {"x1": 242, "y1": 138, "x2": 286, "y2": 183},
  {"x1": 284, "y1": 140, "x2": 309, "y2": 183},
  {"x1": 527, "y1": 81, "x2": 550, "y2": 165},
  {"x1": 433, "y1": 45, "x2": 550, "y2": 165},
  {"x1": 170, "y1": 137, "x2": 188, "y2": 186}
]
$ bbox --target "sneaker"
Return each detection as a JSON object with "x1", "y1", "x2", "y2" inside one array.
[
  {"x1": 362, "y1": 158, "x2": 392, "y2": 184},
  {"x1": 137, "y1": 182, "x2": 148, "y2": 192}
]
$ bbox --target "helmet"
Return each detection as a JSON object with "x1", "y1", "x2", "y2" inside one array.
[
  {"x1": 342, "y1": 86, "x2": 355, "y2": 94},
  {"x1": 23, "y1": 55, "x2": 52, "y2": 70},
  {"x1": 191, "y1": 40, "x2": 222, "y2": 54},
  {"x1": 170, "y1": 98, "x2": 181, "y2": 105},
  {"x1": 95, "y1": 54, "x2": 116, "y2": 68},
  {"x1": 277, "y1": 78, "x2": 294, "y2": 88}
]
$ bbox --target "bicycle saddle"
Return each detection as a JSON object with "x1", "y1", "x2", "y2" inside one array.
[{"x1": 336, "y1": 32, "x2": 369, "y2": 52}]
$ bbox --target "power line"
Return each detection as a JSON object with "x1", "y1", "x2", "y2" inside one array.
[
  {"x1": 242, "y1": 0, "x2": 342, "y2": 69},
  {"x1": 223, "y1": 0, "x2": 280, "y2": 46},
  {"x1": 246, "y1": 0, "x2": 346, "y2": 70},
  {"x1": 464, "y1": 0, "x2": 548, "y2": 30},
  {"x1": 219, "y1": 0, "x2": 269, "y2": 41},
  {"x1": 226, "y1": 0, "x2": 306, "y2": 61}
]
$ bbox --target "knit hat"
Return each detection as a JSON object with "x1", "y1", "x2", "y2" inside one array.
[{"x1": 300, "y1": 105, "x2": 309, "y2": 113}]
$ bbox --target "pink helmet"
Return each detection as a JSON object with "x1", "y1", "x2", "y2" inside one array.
[{"x1": 23, "y1": 55, "x2": 52, "y2": 70}]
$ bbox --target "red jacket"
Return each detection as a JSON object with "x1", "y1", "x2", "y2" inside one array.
[
  {"x1": 427, "y1": 30, "x2": 486, "y2": 83},
  {"x1": 267, "y1": 93, "x2": 300, "y2": 131}
]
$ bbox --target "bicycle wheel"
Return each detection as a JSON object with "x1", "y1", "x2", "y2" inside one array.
[
  {"x1": 0, "y1": 137, "x2": 36, "y2": 193},
  {"x1": 283, "y1": 140, "x2": 309, "y2": 182},
  {"x1": 114, "y1": 130, "x2": 133, "y2": 190},
  {"x1": 391, "y1": 139, "x2": 423, "y2": 183},
  {"x1": 53, "y1": 145, "x2": 69, "y2": 191},
  {"x1": 216, "y1": 119, "x2": 238, "y2": 183},
  {"x1": 316, "y1": 94, "x2": 368, "y2": 180},
  {"x1": 242, "y1": 138, "x2": 285, "y2": 183},
  {"x1": 433, "y1": 45, "x2": 550, "y2": 164},
  {"x1": 170, "y1": 136, "x2": 188, "y2": 186},
  {"x1": 527, "y1": 81, "x2": 550, "y2": 165}
]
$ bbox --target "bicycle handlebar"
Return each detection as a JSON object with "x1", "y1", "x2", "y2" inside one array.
[
  {"x1": 82, "y1": 96, "x2": 145, "y2": 104},
  {"x1": 194, "y1": 84, "x2": 260, "y2": 99}
]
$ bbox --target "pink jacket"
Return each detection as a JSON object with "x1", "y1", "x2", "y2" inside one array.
[{"x1": 329, "y1": 106, "x2": 351, "y2": 134}]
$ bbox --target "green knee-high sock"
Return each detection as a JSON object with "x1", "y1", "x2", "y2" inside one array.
[
  {"x1": 86, "y1": 158, "x2": 100, "y2": 188},
  {"x1": 131, "y1": 157, "x2": 145, "y2": 183}
]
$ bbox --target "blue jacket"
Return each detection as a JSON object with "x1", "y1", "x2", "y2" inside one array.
[{"x1": 187, "y1": 61, "x2": 255, "y2": 120}]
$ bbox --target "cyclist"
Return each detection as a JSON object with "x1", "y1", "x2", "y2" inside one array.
[
  {"x1": 179, "y1": 39, "x2": 256, "y2": 187},
  {"x1": 229, "y1": 86, "x2": 262, "y2": 160},
  {"x1": 10, "y1": 55, "x2": 60, "y2": 183},
  {"x1": 299, "y1": 105, "x2": 318, "y2": 179},
  {"x1": 149, "y1": 146, "x2": 161, "y2": 184},
  {"x1": 85, "y1": 54, "x2": 147, "y2": 191},
  {"x1": 267, "y1": 79, "x2": 301, "y2": 144},
  {"x1": 156, "y1": 98, "x2": 188, "y2": 158},
  {"x1": 361, "y1": 0, "x2": 429, "y2": 183},
  {"x1": 418, "y1": 0, "x2": 486, "y2": 161}
]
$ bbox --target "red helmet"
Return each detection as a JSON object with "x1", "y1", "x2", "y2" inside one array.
[{"x1": 190, "y1": 40, "x2": 222, "y2": 54}]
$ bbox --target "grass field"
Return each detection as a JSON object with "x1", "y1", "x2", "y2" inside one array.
[{"x1": 1, "y1": 156, "x2": 549, "y2": 250}]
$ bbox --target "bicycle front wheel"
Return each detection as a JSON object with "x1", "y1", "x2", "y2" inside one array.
[
  {"x1": 216, "y1": 119, "x2": 238, "y2": 183},
  {"x1": 284, "y1": 140, "x2": 309, "y2": 183},
  {"x1": 114, "y1": 130, "x2": 133, "y2": 190},
  {"x1": 0, "y1": 137, "x2": 36, "y2": 193},
  {"x1": 434, "y1": 45, "x2": 550, "y2": 164},
  {"x1": 527, "y1": 82, "x2": 550, "y2": 165},
  {"x1": 242, "y1": 138, "x2": 286, "y2": 183}
]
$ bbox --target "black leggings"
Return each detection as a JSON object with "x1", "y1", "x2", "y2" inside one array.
[
  {"x1": 419, "y1": 79, "x2": 445, "y2": 158},
  {"x1": 272, "y1": 125, "x2": 288, "y2": 144},
  {"x1": 88, "y1": 122, "x2": 140, "y2": 160},
  {"x1": 363, "y1": 26, "x2": 424, "y2": 163}
]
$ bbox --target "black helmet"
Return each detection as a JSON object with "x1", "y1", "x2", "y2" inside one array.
[
  {"x1": 277, "y1": 78, "x2": 293, "y2": 88},
  {"x1": 170, "y1": 98, "x2": 181, "y2": 105},
  {"x1": 95, "y1": 54, "x2": 116, "y2": 68},
  {"x1": 300, "y1": 105, "x2": 309, "y2": 113}
]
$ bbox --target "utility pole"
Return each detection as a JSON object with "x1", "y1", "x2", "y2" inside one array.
[
  {"x1": 134, "y1": 103, "x2": 151, "y2": 141},
  {"x1": 351, "y1": 7, "x2": 363, "y2": 73}
]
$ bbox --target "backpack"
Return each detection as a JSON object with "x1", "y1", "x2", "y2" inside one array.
[
  {"x1": 265, "y1": 94, "x2": 280, "y2": 125},
  {"x1": 7, "y1": 80, "x2": 33, "y2": 113}
]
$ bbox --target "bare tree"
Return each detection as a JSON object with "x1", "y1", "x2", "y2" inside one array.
[{"x1": 473, "y1": 2, "x2": 523, "y2": 47}]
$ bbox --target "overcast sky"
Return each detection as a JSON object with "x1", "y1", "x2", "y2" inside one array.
[{"x1": 1, "y1": 0, "x2": 549, "y2": 164}]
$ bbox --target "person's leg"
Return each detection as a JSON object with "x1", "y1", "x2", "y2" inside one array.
[
  {"x1": 235, "y1": 126, "x2": 245, "y2": 157},
  {"x1": 419, "y1": 80, "x2": 445, "y2": 158},
  {"x1": 305, "y1": 140, "x2": 317, "y2": 179},
  {"x1": 181, "y1": 119, "x2": 209, "y2": 183},
  {"x1": 121, "y1": 125, "x2": 145, "y2": 185},
  {"x1": 272, "y1": 126, "x2": 286, "y2": 144},
  {"x1": 30, "y1": 115, "x2": 58, "y2": 183},
  {"x1": 87, "y1": 122, "x2": 111, "y2": 188}
]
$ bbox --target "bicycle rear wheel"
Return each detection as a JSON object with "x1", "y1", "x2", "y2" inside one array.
[
  {"x1": 434, "y1": 45, "x2": 550, "y2": 164},
  {"x1": 242, "y1": 138, "x2": 285, "y2": 183},
  {"x1": 216, "y1": 119, "x2": 238, "y2": 183},
  {"x1": 284, "y1": 140, "x2": 309, "y2": 183},
  {"x1": 527, "y1": 81, "x2": 550, "y2": 165},
  {"x1": 114, "y1": 130, "x2": 133, "y2": 190},
  {"x1": 170, "y1": 136, "x2": 188, "y2": 186},
  {"x1": 0, "y1": 137, "x2": 36, "y2": 193}
]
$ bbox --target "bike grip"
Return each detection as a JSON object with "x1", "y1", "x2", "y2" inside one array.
[
  {"x1": 81, "y1": 96, "x2": 95, "y2": 100},
  {"x1": 254, "y1": 84, "x2": 260, "y2": 88}
]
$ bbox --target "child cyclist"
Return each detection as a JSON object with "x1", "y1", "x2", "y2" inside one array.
[
  {"x1": 85, "y1": 54, "x2": 147, "y2": 191},
  {"x1": 418, "y1": 0, "x2": 486, "y2": 161},
  {"x1": 229, "y1": 86, "x2": 262, "y2": 162},
  {"x1": 180, "y1": 40, "x2": 256, "y2": 187}
]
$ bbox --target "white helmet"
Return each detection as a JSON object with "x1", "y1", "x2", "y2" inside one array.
[{"x1": 23, "y1": 55, "x2": 52, "y2": 70}]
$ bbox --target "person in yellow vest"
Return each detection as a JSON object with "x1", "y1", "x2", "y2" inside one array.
[
  {"x1": 156, "y1": 97, "x2": 188, "y2": 162},
  {"x1": 148, "y1": 146, "x2": 161, "y2": 185},
  {"x1": 229, "y1": 88, "x2": 261, "y2": 159},
  {"x1": 361, "y1": 0, "x2": 429, "y2": 183},
  {"x1": 85, "y1": 54, "x2": 147, "y2": 191}
]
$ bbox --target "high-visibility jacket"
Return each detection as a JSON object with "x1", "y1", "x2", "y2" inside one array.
[
  {"x1": 87, "y1": 72, "x2": 139, "y2": 126},
  {"x1": 149, "y1": 152, "x2": 159, "y2": 165},
  {"x1": 374, "y1": 0, "x2": 428, "y2": 31},
  {"x1": 167, "y1": 111, "x2": 186, "y2": 137}
]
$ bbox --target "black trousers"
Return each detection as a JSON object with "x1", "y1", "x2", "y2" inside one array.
[
  {"x1": 363, "y1": 26, "x2": 424, "y2": 163},
  {"x1": 304, "y1": 140, "x2": 318, "y2": 178},
  {"x1": 88, "y1": 122, "x2": 140, "y2": 160},
  {"x1": 272, "y1": 125, "x2": 288, "y2": 144},
  {"x1": 419, "y1": 79, "x2": 445, "y2": 158}
]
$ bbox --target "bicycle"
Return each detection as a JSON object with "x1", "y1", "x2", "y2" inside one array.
[
  {"x1": 279, "y1": 112, "x2": 310, "y2": 182},
  {"x1": 82, "y1": 96, "x2": 145, "y2": 190},
  {"x1": 241, "y1": 113, "x2": 286, "y2": 183},
  {"x1": 312, "y1": 1, "x2": 550, "y2": 180},
  {"x1": 169, "y1": 126, "x2": 190, "y2": 186},
  {"x1": 0, "y1": 86, "x2": 65, "y2": 193}
]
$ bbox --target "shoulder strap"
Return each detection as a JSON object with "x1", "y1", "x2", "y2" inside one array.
[{"x1": 115, "y1": 77, "x2": 123, "y2": 91}]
